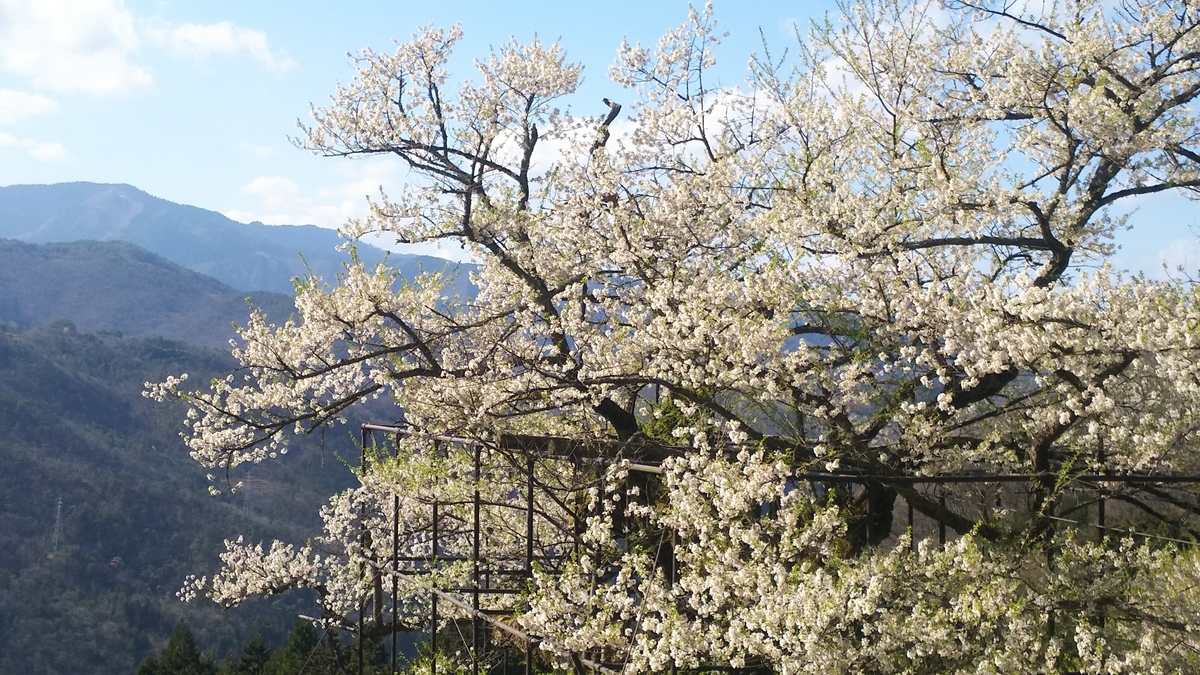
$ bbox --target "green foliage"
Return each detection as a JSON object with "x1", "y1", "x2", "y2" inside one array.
[
  {"x1": 224, "y1": 635, "x2": 271, "y2": 675},
  {"x1": 639, "y1": 390, "x2": 716, "y2": 444},
  {"x1": 262, "y1": 620, "x2": 330, "y2": 675},
  {"x1": 256, "y1": 619, "x2": 389, "y2": 675},
  {"x1": 0, "y1": 326, "x2": 358, "y2": 675},
  {"x1": 0, "y1": 200, "x2": 461, "y2": 675},
  {"x1": 137, "y1": 621, "x2": 218, "y2": 675}
]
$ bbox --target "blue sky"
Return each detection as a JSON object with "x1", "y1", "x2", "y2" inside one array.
[{"x1": 0, "y1": 0, "x2": 1195, "y2": 272}]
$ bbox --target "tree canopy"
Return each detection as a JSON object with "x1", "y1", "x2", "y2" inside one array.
[{"x1": 154, "y1": 0, "x2": 1200, "y2": 671}]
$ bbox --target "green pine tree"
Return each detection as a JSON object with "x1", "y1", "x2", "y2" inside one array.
[
  {"x1": 346, "y1": 634, "x2": 386, "y2": 675},
  {"x1": 135, "y1": 655, "x2": 161, "y2": 675},
  {"x1": 230, "y1": 635, "x2": 272, "y2": 675},
  {"x1": 264, "y1": 620, "x2": 341, "y2": 675},
  {"x1": 140, "y1": 621, "x2": 217, "y2": 675}
]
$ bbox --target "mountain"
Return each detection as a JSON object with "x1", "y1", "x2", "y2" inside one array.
[
  {"x1": 0, "y1": 182, "x2": 471, "y2": 296},
  {"x1": 0, "y1": 239, "x2": 294, "y2": 349},
  {"x1": 0, "y1": 185, "x2": 443, "y2": 672},
  {"x1": 0, "y1": 324, "x2": 358, "y2": 675}
]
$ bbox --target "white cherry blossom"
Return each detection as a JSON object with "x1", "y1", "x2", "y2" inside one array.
[{"x1": 151, "y1": 1, "x2": 1200, "y2": 670}]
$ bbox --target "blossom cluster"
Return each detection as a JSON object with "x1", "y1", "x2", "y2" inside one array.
[{"x1": 153, "y1": 0, "x2": 1200, "y2": 670}]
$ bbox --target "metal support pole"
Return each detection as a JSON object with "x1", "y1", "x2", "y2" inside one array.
[
  {"x1": 1097, "y1": 442, "x2": 1108, "y2": 543},
  {"x1": 938, "y1": 493, "x2": 947, "y2": 546},
  {"x1": 1097, "y1": 480, "x2": 1107, "y2": 628},
  {"x1": 359, "y1": 429, "x2": 367, "y2": 675},
  {"x1": 432, "y1": 500, "x2": 439, "y2": 675},
  {"x1": 473, "y1": 442, "x2": 482, "y2": 675},
  {"x1": 573, "y1": 458, "x2": 581, "y2": 559},
  {"x1": 526, "y1": 455, "x2": 535, "y2": 574},
  {"x1": 865, "y1": 484, "x2": 872, "y2": 545},
  {"x1": 907, "y1": 498, "x2": 914, "y2": 553},
  {"x1": 392, "y1": 492, "x2": 399, "y2": 675},
  {"x1": 526, "y1": 455, "x2": 535, "y2": 675},
  {"x1": 1046, "y1": 546, "x2": 1056, "y2": 637},
  {"x1": 668, "y1": 529, "x2": 678, "y2": 675}
]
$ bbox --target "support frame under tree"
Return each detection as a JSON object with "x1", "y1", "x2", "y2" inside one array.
[{"x1": 349, "y1": 424, "x2": 1200, "y2": 675}]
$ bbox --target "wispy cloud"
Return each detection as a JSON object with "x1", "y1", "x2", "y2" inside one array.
[
  {"x1": 224, "y1": 163, "x2": 400, "y2": 228},
  {"x1": 0, "y1": 131, "x2": 69, "y2": 161},
  {"x1": 1151, "y1": 237, "x2": 1200, "y2": 280},
  {"x1": 0, "y1": 0, "x2": 293, "y2": 97},
  {"x1": 144, "y1": 20, "x2": 295, "y2": 72},
  {"x1": 234, "y1": 141, "x2": 275, "y2": 159},
  {"x1": 0, "y1": 88, "x2": 59, "y2": 123},
  {"x1": 221, "y1": 162, "x2": 473, "y2": 261}
]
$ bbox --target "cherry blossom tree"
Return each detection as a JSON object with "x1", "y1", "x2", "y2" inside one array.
[{"x1": 153, "y1": 0, "x2": 1200, "y2": 671}]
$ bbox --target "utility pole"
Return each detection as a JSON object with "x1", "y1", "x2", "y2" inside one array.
[{"x1": 52, "y1": 496, "x2": 62, "y2": 552}]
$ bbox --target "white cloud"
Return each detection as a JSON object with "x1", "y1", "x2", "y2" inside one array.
[
  {"x1": 0, "y1": 88, "x2": 59, "y2": 123},
  {"x1": 1109, "y1": 192, "x2": 1200, "y2": 278},
  {"x1": 234, "y1": 141, "x2": 274, "y2": 159},
  {"x1": 779, "y1": 17, "x2": 802, "y2": 39},
  {"x1": 225, "y1": 174, "x2": 358, "y2": 228},
  {"x1": 0, "y1": 0, "x2": 292, "y2": 97},
  {"x1": 223, "y1": 162, "x2": 473, "y2": 262},
  {"x1": 146, "y1": 20, "x2": 295, "y2": 72},
  {"x1": 1110, "y1": 231, "x2": 1200, "y2": 280},
  {"x1": 1151, "y1": 237, "x2": 1200, "y2": 279},
  {"x1": 0, "y1": 0, "x2": 151, "y2": 95},
  {"x1": 0, "y1": 131, "x2": 69, "y2": 160},
  {"x1": 239, "y1": 174, "x2": 305, "y2": 212},
  {"x1": 227, "y1": 166, "x2": 393, "y2": 228},
  {"x1": 234, "y1": 160, "x2": 411, "y2": 228}
]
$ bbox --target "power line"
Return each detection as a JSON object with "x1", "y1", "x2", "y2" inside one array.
[{"x1": 1043, "y1": 515, "x2": 1200, "y2": 547}]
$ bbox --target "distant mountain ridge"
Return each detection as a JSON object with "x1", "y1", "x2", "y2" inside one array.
[
  {"x1": 0, "y1": 182, "x2": 468, "y2": 296},
  {"x1": 0, "y1": 184, "x2": 436, "y2": 673},
  {"x1": 0, "y1": 239, "x2": 295, "y2": 349}
]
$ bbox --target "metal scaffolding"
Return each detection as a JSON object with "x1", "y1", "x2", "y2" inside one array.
[
  {"x1": 351, "y1": 423, "x2": 1200, "y2": 675},
  {"x1": 357, "y1": 425, "x2": 667, "y2": 672}
]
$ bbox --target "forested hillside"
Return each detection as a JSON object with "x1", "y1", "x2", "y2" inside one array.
[
  {"x1": 0, "y1": 239, "x2": 294, "y2": 349},
  {"x1": 0, "y1": 304, "x2": 359, "y2": 674},
  {"x1": 0, "y1": 188, "x2": 451, "y2": 673}
]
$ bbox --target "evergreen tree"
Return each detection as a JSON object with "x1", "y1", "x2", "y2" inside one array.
[
  {"x1": 230, "y1": 635, "x2": 271, "y2": 675},
  {"x1": 264, "y1": 620, "x2": 340, "y2": 675},
  {"x1": 138, "y1": 621, "x2": 217, "y2": 675},
  {"x1": 135, "y1": 655, "x2": 161, "y2": 675},
  {"x1": 346, "y1": 635, "x2": 386, "y2": 675}
]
